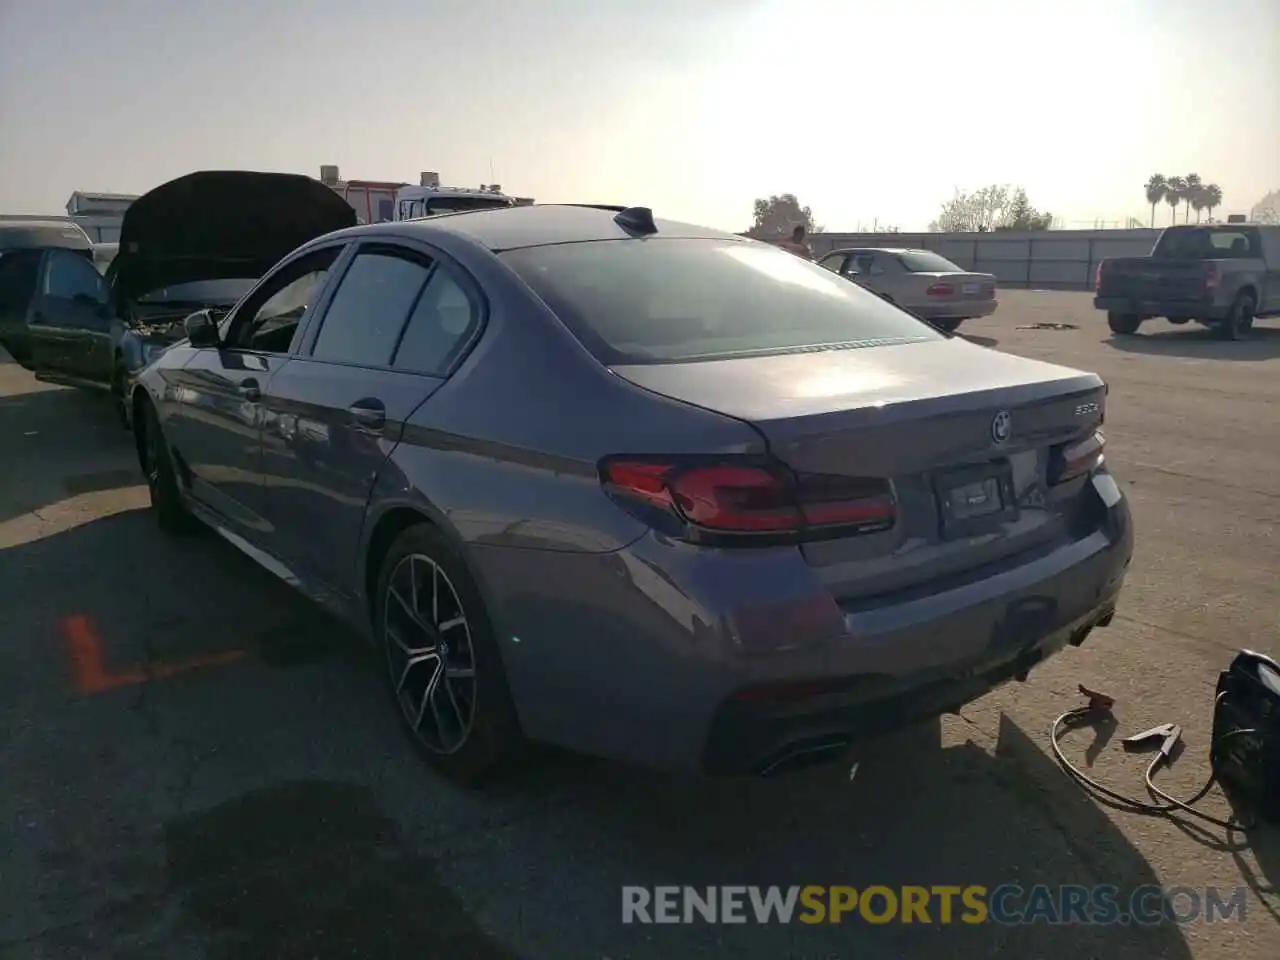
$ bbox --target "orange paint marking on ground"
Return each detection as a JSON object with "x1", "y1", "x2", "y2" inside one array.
[{"x1": 62, "y1": 614, "x2": 246, "y2": 695}]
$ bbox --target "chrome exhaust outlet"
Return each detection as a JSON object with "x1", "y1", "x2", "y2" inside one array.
[{"x1": 756, "y1": 737, "x2": 851, "y2": 777}]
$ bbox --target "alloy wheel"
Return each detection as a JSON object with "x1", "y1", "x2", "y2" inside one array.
[{"x1": 384, "y1": 553, "x2": 478, "y2": 754}]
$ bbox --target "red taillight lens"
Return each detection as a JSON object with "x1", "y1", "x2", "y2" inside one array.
[
  {"x1": 1095, "y1": 262, "x2": 1104, "y2": 293},
  {"x1": 925, "y1": 283, "x2": 954, "y2": 297},
  {"x1": 1204, "y1": 265, "x2": 1220, "y2": 290},
  {"x1": 600, "y1": 458, "x2": 896, "y2": 539},
  {"x1": 1049, "y1": 432, "x2": 1105, "y2": 485}
]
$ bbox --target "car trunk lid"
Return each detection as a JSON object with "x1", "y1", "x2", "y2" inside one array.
[
  {"x1": 612, "y1": 338, "x2": 1105, "y2": 599},
  {"x1": 911, "y1": 271, "x2": 997, "y2": 303}
]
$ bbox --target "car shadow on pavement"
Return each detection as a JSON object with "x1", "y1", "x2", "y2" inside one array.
[
  {"x1": 1104, "y1": 325, "x2": 1280, "y2": 361},
  {"x1": 957, "y1": 333, "x2": 999, "y2": 348},
  {"x1": 0, "y1": 511, "x2": 1208, "y2": 960},
  {"x1": 0, "y1": 382, "x2": 133, "y2": 524}
]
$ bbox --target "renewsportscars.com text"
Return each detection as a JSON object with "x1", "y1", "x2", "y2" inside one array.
[{"x1": 621, "y1": 884, "x2": 1248, "y2": 926}]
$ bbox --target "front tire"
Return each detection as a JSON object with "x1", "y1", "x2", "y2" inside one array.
[
  {"x1": 1217, "y1": 293, "x2": 1255, "y2": 341},
  {"x1": 137, "y1": 399, "x2": 198, "y2": 534},
  {"x1": 1107, "y1": 312, "x2": 1142, "y2": 336},
  {"x1": 375, "y1": 523, "x2": 524, "y2": 785}
]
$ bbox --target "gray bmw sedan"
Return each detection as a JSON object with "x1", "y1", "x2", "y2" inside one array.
[{"x1": 130, "y1": 203, "x2": 1133, "y2": 783}]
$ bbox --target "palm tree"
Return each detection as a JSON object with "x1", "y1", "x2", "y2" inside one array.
[
  {"x1": 1144, "y1": 174, "x2": 1167, "y2": 227},
  {"x1": 1202, "y1": 183, "x2": 1223, "y2": 221},
  {"x1": 1165, "y1": 176, "x2": 1186, "y2": 225},
  {"x1": 1183, "y1": 174, "x2": 1203, "y2": 223}
]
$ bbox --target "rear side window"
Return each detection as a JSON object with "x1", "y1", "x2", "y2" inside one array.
[
  {"x1": 311, "y1": 249, "x2": 432, "y2": 366},
  {"x1": 500, "y1": 238, "x2": 941, "y2": 364},
  {"x1": 391, "y1": 267, "x2": 480, "y2": 376}
]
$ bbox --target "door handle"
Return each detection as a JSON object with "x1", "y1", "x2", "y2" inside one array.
[
  {"x1": 238, "y1": 378, "x2": 261, "y2": 401},
  {"x1": 347, "y1": 398, "x2": 386, "y2": 433}
]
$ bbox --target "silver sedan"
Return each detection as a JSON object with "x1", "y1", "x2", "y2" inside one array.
[{"x1": 818, "y1": 247, "x2": 998, "y2": 332}]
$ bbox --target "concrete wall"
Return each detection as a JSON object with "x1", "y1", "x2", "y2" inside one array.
[{"x1": 810, "y1": 228, "x2": 1163, "y2": 290}]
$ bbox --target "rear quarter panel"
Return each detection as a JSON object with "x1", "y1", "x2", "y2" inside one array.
[{"x1": 373, "y1": 250, "x2": 768, "y2": 557}]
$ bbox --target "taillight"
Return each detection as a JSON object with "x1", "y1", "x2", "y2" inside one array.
[
  {"x1": 1048, "y1": 432, "x2": 1105, "y2": 485},
  {"x1": 600, "y1": 457, "x2": 896, "y2": 542},
  {"x1": 1094, "y1": 262, "x2": 1104, "y2": 293},
  {"x1": 1204, "y1": 265, "x2": 1220, "y2": 290},
  {"x1": 925, "y1": 283, "x2": 954, "y2": 297}
]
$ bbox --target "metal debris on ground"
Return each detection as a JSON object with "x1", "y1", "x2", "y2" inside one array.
[{"x1": 1017, "y1": 322, "x2": 1079, "y2": 330}]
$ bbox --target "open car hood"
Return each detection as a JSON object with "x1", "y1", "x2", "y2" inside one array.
[{"x1": 111, "y1": 171, "x2": 357, "y2": 302}]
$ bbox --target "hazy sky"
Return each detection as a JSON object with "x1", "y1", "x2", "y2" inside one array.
[{"x1": 1, "y1": 0, "x2": 1276, "y2": 231}]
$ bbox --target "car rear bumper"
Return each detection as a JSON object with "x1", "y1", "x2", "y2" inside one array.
[
  {"x1": 916, "y1": 299, "x2": 998, "y2": 320},
  {"x1": 474, "y1": 472, "x2": 1132, "y2": 775},
  {"x1": 1093, "y1": 296, "x2": 1227, "y2": 320}
]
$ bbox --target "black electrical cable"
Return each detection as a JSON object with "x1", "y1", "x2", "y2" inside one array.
[{"x1": 1050, "y1": 691, "x2": 1259, "y2": 831}]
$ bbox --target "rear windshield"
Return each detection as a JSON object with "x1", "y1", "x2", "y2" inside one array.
[
  {"x1": 137, "y1": 278, "x2": 256, "y2": 304},
  {"x1": 500, "y1": 238, "x2": 941, "y2": 364},
  {"x1": 895, "y1": 250, "x2": 963, "y2": 273},
  {"x1": 425, "y1": 196, "x2": 514, "y2": 216},
  {"x1": 1153, "y1": 227, "x2": 1260, "y2": 259}
]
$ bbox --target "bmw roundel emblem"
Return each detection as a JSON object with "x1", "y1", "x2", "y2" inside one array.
[{"x1": 991, "y1": 411, "x2": 1012, "y2": 444}]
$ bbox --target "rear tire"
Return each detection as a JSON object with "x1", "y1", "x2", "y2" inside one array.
[
  {"x1": 933, "y1": 318, "x2": 962, "y2": 333},
  {"x1": 137, "y1": 399, "x2": 198, "y2": 535},
  {"x1": 111, "y1": 359, "x2": 130, "y2": 430},
  {"x1": 375, "y1": 523, "x2": 525, "y2": 786},
  {"x1": 1217, "y1": 293, "x2": 1255, "y2": 341},
  {"x1": 1107, "y1": 312, "x2": 1142, "y2": 336}
]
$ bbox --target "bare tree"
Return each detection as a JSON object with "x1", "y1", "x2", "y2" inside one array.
[
  {"x1": 1251, "y1": 189, "x2": 1280, "y2": 225},
  {"x1": 929, "y1": 185, "x2": 1050, "y2": 232}
]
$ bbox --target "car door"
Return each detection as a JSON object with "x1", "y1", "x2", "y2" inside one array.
[
  {"x1": 166, "y1": 244, "x2": 348, "y2": 538},
  {"x1": 261, "y1": 240, "x2": 483, "y2": 594},
  {"x1": 27, "y1": 249, "x2": 112, "y2": 383},
  {"x1": 0, "y1": 249, "x2": 44, "y2": 364},
  {"x1": 865, "y1": 253, "x2": 915, "y2": 305}
]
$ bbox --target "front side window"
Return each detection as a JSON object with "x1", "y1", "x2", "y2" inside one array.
[
  {"x1": 501, "y1": 238, "x2": 941, "y2": 365},
  {"x1": 229, "y1": 248, "x2": 341, "y2": 352},
  {"x1": 44, "y1": 250, "x2": 107, "y2": 302},
  {"x1": 310, "y1": 249, "x2": 433, "y2": 367}
]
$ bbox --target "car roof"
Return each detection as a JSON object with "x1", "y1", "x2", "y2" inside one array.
[
  {"x1": 320, "y1": 204, "x2": 747, "y2": 252},
  {"x1": 0, "y1": 219, "x2": 93, "y2": 251},
  {"x1": 826, "y1": 247, "x2": 924, "y2": 256}
]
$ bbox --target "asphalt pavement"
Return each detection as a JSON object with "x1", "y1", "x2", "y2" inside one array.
[{"x1": 1, "y1": 292, "x2": 1277, "y2": 959}]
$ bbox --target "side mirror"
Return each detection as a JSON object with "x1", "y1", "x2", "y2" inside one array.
[{"x1": 184, "y1": 309, "x2": 220, "y2": 348}]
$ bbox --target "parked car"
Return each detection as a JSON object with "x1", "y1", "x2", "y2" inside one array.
[
  {"x1": 817, "y1": 247, "x2": 998, "y2": 332},
  {"x1": 1094, "y1": 222, "x2": 1280, "y2": 340},
  {"x1": 0, "y1": 219, "x2": 95, "y2": 365},
  {"x1": 92, "y1": 242, "x2": 119, "y2": 274},
  {"x1": 6, "y1": 171, "x2": 356, "y2": 426},
  {"x1": 130, "y1": 204, "x2": 1132, "y2": 783}
]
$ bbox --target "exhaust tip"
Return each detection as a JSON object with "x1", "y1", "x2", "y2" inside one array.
[{"x1": 756, "y1": 737, "x2": 851, "y2": 777}]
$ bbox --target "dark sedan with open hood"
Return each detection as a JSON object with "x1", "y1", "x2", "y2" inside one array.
[{"x1": 18, "y1": 170, "x2": 356, "y2": 426}]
